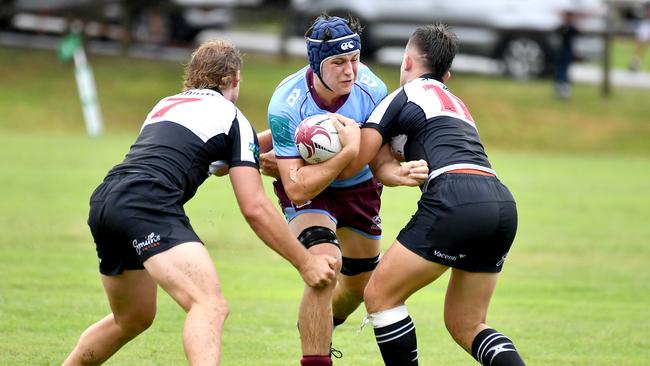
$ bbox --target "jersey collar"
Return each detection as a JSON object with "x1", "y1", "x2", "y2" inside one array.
[
  {"x1": 207, "y1": 87, "x2": 224, "y2": 95},
  {"x1": 419, "y1": 73, "x2": 444, "y2": 83},
  {"x1": 306, "y1": 68, "x2": 350, "y2": 113}
]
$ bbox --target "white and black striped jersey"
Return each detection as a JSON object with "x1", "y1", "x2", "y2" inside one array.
[
  {"x1": 107, "y1": 88, "x2": 259, "y2": 204},
  {"x1": 364, "y1": 75, "x2": 495, "y2": 179}
]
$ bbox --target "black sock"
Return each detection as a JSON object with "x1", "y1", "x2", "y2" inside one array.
[
  {"x1": 373, "y1": 316, "x2": 418, "y2": 366},
  {"x1": 471, "y1": 328, "x2": 526, "y2": 366}
]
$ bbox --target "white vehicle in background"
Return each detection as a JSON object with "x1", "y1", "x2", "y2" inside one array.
[
  {"x1": 0, "y1": 0, "x2": 235, "y2": 43},
  {"x1": 289, "y1": 0, "x2": 607, "y2": 79}
]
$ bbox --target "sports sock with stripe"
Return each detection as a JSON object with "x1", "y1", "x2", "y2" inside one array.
[
  {"x1": 471, "y1": 328, "x2": 526, "y2": 366},
  {"x1": 368, "y1": 305, "x2": 418, "y2": 366}
]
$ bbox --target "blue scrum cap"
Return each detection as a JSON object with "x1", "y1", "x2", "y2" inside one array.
[{"x1": 306, "y1": 16, "x2": 361, "y2": 78}]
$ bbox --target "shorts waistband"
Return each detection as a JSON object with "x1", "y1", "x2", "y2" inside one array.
[
  {"x1": 106, "y1": 170, "x2": 149, "y2": 178},
  {"x1": 423, "y1": 164, "x2": 497, "y2": 193},
  {"x1": 445, "y1": 169, "x2": 496, "y2": 177},
  {"x1": 327, "y1": 177, "x2": 378, "y2": 190},
  {"x1": 272, "y1": 177, "x2": 378, "y2": 195}
]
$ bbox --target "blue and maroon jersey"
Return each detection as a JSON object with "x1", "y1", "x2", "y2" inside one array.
[{"x1": 268, "y1": 64, "x2": 387, "y2": 187}]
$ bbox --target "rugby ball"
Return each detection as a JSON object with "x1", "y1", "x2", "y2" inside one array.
[{"x1": 294, "y1": 114, "x2": 342, "y2": 164}]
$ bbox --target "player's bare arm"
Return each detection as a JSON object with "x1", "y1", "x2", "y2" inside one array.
[
  {"x1": 369, "y1": 144, "x2": 428, "y2": 187},
  {"x1": 259, "y1": 151, "x2": 280, "y2": 178},
  {"x1": 256, "y1": 129, "x2": 281, "y2": 178},
  {"x1": 277, "y1": 118, "x2": 360, "y2": 204},
  {"x1": 335, "y1": 116, "x2": 383, "y2": 179},
  {"x1": 257, "y1": 129, "x2": 274, "y2": 153},
  {"x1": 330, "y1": 114, "x2": 428, "y2": 185},
  {"x1": 229, "y1": 165, "x2": 336, "y2": 287}
]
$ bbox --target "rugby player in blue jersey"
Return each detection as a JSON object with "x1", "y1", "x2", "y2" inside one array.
[{"x1": 259, "y1": 14, "x2": 425, "y2": 366}]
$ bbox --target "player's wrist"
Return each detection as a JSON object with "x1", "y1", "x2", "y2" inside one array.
[
  {"x1": 339, "y1": 144, "x2": 359, "y2": 161},
  {"x1": 293, "y1": 247, "x2": 312, "y2": 272}
]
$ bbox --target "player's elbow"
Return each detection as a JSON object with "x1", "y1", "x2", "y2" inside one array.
[
  {"x1": 285, "y1": 186, "x2": 312, "y2": 206},
  {"x1": 286, "y1": 192, "x2": 310, "y2": 206},
  {"x1": 239, "y1": 199, "x2": 267, "y2": 224}
]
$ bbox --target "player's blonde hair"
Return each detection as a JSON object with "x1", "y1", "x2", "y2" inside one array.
[{"x1": 183, "y1": 39, "x2": 242, "y2": 91}]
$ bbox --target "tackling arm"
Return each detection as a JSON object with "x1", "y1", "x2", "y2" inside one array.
[
  {"x1": 331, "y1": 114, "x2": 427, "y2": 186},
  {"x1": 338, "y1": 126, "x2": 383, "y2": 179},
  {"x1": 257, "y1": 129, "x2": 274, "y2": 154},
  {"x1": 369, "y1": 144, "x2": 428, "y2": 187},
  {"x1": 229, "y1": 166, "x2": 336, "y2": 287},
  {"x1": 257, "y1": 129, "x2": 281, "y2": 178}
]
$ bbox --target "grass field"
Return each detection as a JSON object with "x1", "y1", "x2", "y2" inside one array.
[{"x1": 1, "y1": 47, "x2": 649, "y2": 365}]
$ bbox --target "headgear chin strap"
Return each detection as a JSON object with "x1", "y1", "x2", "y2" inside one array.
[{"x1": 306, "y1": 16, "x2": 361, "y2": 91}]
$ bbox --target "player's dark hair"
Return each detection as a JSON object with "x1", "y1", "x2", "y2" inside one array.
[
  {"x1": 408, "y1": 24, "x2": 458, "y2": 81},
  {"x1": 304, "y1": 12, "x2": 364, "y2": 39}
]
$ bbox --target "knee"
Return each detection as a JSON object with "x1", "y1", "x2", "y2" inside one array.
[
  {"x1": 179, "y1": 284, "x2": 229, "y2": 316},
  {"x1": 341, "y1": 255, "x2": 379, "y2": 277},
  {"x1": 202, "y1": 294, "x2": 229, "y2": 323},
  {"x1": 213, "y1": 296, "x2": 230, "y2": 321},
  {"x1": 116, "y1": 309, "x2": 156, "y2": 337},
  {"x1": 363, "y1": 283, "x2": 381, "y2": 313}
]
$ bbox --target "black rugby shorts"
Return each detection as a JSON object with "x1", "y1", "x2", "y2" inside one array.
[
  {"x1": 397, "y1": 173, "x2": 517, "y2": 272},
  {"x1": 87, "y1": 173, "x2": 201, "y2": 275}
]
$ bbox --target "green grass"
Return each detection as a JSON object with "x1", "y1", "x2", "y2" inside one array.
[
  {"x1": 1, "y1": 46, "x2": 650, "y2": 365},
  {"x1": 1, "y1": 132, "x2": 648, "y2": 365},
  {"x1": 610, "y1": 36, "x2": 650, "y2": 72}
]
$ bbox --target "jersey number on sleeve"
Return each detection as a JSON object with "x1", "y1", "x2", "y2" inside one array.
[
  {"x1": 424, "y1": 84, "x2": 474, "y2": 123},
  {"x1": 150, "y1": 97, "x2": 201, "y2": 119}
]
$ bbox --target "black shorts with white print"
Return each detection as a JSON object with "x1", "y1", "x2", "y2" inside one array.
[
  {"x1": 397, "y1": 173, "x2": 517, "y2": 273},
  {"x1": 87, "y1": 172, "x2": 201, "y2": 275}
]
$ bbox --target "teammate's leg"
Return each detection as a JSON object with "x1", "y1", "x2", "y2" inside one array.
[
  {"x1": 144, "y1": 241, "x2": 228, "y2": 366},
  {"x1": 364, "y1": 241, "x2": 448, "y2": 366},
  {"x1": 331, "y1": 270, "x2": 372, "y2": 326},
  {"x1": 63, "y1": 270, "x2": 157, "y2": 365},
  {"x1": 444, "y1": 269, "x2": 525, "y2": 366},
  {"x1": 289, "y1": 213, "x2": 341, "y2": 365},
  {"x1": 331, "y1": 228, "x2": 380, "y2": 326}
]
